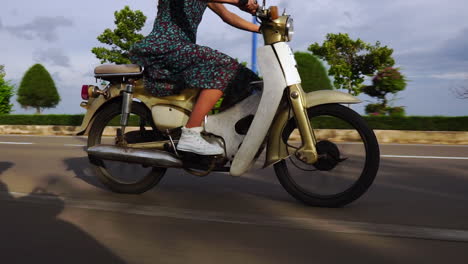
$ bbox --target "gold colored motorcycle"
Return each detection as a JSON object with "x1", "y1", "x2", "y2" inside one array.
[{"x1": 78, "y1": 2, "x2": 380, "y2": 207}]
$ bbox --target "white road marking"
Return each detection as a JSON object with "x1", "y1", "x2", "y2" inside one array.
[
  {"x1": 0, "y1": 141, "x2": 34, "y2": 145},
  {"x1": 339, "y1": 142, "x2": 468, "y2": 147},
  {"x1": 0, "y1": 135, "x2": 107, "y2": 139},
  {"x1": 1, "y1": 136, "x2": 467, "y2": 160},
  {"x1": 0, "y1": 135, "x2": 87, "y2": 139},
  {"x1": 1, "y1": 135, "x2": 468, "y2": 146},
  {"x1": 3, "y1": 191, "x2": 468, "y2": 243},
  {"x1": 64, "y1": 144, "x2": 86, "y2": 147},
  {"x1": 380, "y1": 143, "x2": 468, "y2": 147},
  {"x1": 382, "y1": 155, "x2": 468, "y2": 160}
]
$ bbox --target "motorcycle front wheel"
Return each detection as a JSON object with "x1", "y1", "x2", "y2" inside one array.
[
  {"x1": 87, "y1": 100, "x2": 166, "y2": 194},
  {"x1": 274, "y1": 103, "x2": 380, "y2": 207}
]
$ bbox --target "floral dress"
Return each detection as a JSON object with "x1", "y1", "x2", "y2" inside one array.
[{"x1": 129, "y1": 0, "x2": 259, "y2": 101}]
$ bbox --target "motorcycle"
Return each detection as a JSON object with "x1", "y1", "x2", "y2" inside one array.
[{"x1": 77, "y1": 1, "x2": 380, "y2": 207}]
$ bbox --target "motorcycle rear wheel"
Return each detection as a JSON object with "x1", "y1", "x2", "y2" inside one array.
[
  {"x1": 274, "y1": 103, "x2": 380, "y2": 207},
  {"x1": 87, "y1": 100, "x2": 167, "y2": 194}
]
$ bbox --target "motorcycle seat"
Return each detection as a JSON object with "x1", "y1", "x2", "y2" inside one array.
[{"x1": 94, "y1": 64, "x2": 143, "y2": 79}]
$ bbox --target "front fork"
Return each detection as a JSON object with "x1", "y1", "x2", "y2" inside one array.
[{"x1": 288, "y1": 84, "x2": 318, "y2": 164}]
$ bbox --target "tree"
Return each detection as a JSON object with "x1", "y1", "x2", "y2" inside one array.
[
  {"x1": 294, "y1": 52, "x2": 333, "y2": 92},
  {"x1": 362, "y1": 67, "x2": 407, "y2": 116},
  {"x1": 309, "y1": 33, "x2": 395, "y2": 95},
  {"x1": 17, "y1": 64, "x2": 60, "y2": 114},
  {"x1": 0, "y1": 65, "x2": 15, "y2": 114},
  {"x1": 92, "y1": 6, "x2": 147, "y2": 64}
]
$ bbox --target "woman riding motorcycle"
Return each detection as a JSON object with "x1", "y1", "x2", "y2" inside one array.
[{"x1": 130, "y1": 0, "x2": 260, "y2": 156}]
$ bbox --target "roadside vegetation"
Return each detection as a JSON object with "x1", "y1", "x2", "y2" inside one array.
[
  {"x1": 0, "y1": 7, "x2": 464, "y2": 133},
  {"x1": 1, "y1": 115, "x2": 467, "y2": 131},
  {"x1": 0, "y1": 65, "x2": 14, "y2": 114},
  {"x1": 17, "y1": 64, "x2": 61, "y2": 114}
]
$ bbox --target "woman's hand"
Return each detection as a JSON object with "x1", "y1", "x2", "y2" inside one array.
[
  {"x1": 208, "y1": 3, "x2": 261, "y2": 33},
  {"x1": 239, "y1": 0, "x2": 259, "y2": 14}
]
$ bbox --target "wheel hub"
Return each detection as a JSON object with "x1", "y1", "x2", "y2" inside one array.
[{"x1": 313, "y1": 140, "x2": 343, "y2": 171}]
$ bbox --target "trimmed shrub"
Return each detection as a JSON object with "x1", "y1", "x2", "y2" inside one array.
[
  {"x1": 295, "y1": 52, "x2": 333, "y2": 92},
  {"x1": 17, "y1": 64, "x2": 61, "y2": 114}
]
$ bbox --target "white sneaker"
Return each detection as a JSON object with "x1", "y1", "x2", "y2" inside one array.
[{"x1": 176, "y1": 126, "x2": 224, "y2": 156}]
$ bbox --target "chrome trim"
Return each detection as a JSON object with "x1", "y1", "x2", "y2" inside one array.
[
  {"x1": 87, "y1": 145, "x2": 183, "y2": 168},
  {"x1": 94, "y1": 66, "x2": 145, "y2": 78}
]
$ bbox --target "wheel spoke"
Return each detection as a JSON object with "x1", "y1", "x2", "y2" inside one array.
[
  {"x1": 274, "y1": 104, "x2": 379, "y2": 207},
  {"x1": 87, "y1": 102, "x2": 166, "y2": 194}
]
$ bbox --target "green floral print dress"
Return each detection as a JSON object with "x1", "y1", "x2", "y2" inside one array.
[{"x1": 129, "y1": 0, "x2": 260, "y2": 101}]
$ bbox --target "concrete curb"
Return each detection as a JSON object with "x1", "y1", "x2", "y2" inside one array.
[
  {"x1": 295, "y1": 129, "x2": 468, "y2": 145},
  {"x1": 1, "y1": 125, "x2": 468, "y2": 145}
]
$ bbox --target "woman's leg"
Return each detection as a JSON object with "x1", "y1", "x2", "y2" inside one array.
[
  {"x1": 185, "y1": 89, "x2": 223, "y2": 128},
  {"x1": 177, "y1": 89, "x2": 224, "y2": 155}
]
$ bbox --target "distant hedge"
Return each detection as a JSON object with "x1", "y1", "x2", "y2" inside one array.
[
  {"x1": 364, "y1": 116, "x2": 468, "y2": 131},
  {"x1": 0, "y1": 114, "x2": 468, "y2": 131},
  {"x1": 0, "y1": 115, "x2": 141, "y2": 126},
  {"x1": 310, "y1": 116, "x2": 468, "y2": 131},
  {"x1": 0, "y1": 115, "x2": 84, "y2": 126}
]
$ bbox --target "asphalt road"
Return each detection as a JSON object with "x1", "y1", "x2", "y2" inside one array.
[{"x1": 0, "y1": 135, "x2": 467, "y2": 264}]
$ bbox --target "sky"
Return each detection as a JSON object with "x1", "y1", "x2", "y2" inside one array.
[{"x1": 0, "y1": 0, "x2": 467, "y2": 116}]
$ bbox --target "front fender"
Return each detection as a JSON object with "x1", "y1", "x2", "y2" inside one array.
[
  {"x1": 306, "y1": 90, "x2": 361, "y2": 108},
  {"x1": 264, "y1": 90, "x2": 361, "y2": 167}
]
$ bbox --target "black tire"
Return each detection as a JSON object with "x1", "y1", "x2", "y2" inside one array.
[
  {"x1": 274, "y1": 104, "x2": 380, "y2": 207},
  {"x1": 87, "y1": 100, "x2": 167, "y2": 194}
]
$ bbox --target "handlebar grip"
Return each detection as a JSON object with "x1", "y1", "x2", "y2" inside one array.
[{"x1": 270, "y1": 6, "x2": 279, "y2": 20}]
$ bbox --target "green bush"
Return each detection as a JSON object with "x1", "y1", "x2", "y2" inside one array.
[
  {"x1": 17, "y1": 64, "x2": 61, "y2": 114},
  {"x1": 294, "y1": 52, "x2": 333, "y2": 92},
  {"x1": 365, "y1": 104, "x2": 386, "y2": 116},
  {"x1": 0, "y1": 65, "x2": 15, "y2": 114},
  {"x1": 1, "y1": 114, "x2": 468, "y2": 131},
  {"x1": 363, "y1": 116, "x2": 468, "y2": 131},
  {"x1": 0, "y1": 115, "x2": 84, "y2": 126},
  {"x1": 311, "y1": 116, "x2": 468, "y2": 131},
  {"x1": 0, "y1": 114, "x2": 145, "y2": 127},
  {"x1": 387, "y1": 106, "x2": 406, "y2": 117}
]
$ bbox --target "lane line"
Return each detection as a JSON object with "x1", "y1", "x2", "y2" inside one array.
[
  {"x1": 340, "y1": 142, "x2": 468, "y2": 147},
  {"x1": 2, "y1": 135, "x2": 468, "y2": 147},
  {"x1": 380, "y1": 143, "x2": 468, "y2": 147},
  {"x1": 0, "y1": 135, "x2": 87, "y2": 139},
  {"x1": 0, "y1": 141, "x2": 34, "y2": 145},
  {"x1": 382, "y1": 155, "x2": 468, "y2": 160},
  {"x1": 1, "y1": 138, "x2": 466, "y2": 160},
  {"x1": 3, "y1": 191, "x2": 468, "y2": 243}
]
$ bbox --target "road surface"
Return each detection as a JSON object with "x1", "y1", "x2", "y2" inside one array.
[{"x1": 0, "y1": 135, "x2": 467, "y2": 263}]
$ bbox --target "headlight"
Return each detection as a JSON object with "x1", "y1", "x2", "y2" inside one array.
[{"x1": 286, "y1": 17, "x2": 294, "y2": 42}]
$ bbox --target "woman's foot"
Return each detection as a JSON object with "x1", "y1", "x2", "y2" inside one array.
[{"x1": 176, "y1": 127, "x2": 224, "y2": 156}]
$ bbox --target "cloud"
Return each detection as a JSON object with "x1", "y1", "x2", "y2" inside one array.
[
  {"x1": 442, "y1": 28, "x2": 468, "y2": 62},
  {"x1": 51, "y1": 72, "x2": 63, "y2": 83},
  {"x1": 1, "y1": 16, "x2": 73, "y2": 42},
  {"x1": 33, "y1": 48, "x2": 71, "y2": 67},
  {"x1": 343, "y1": 11, "x2": 352, "y2": 21},
  {"x1": 430, "y1": 72, "x2": 468, "y2": 80},
  {"x1": 396, "y1": 27, "x2": 468, "y2": 79}
]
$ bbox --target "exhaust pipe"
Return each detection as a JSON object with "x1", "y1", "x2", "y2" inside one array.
[{"x1": 87, "y1": 145, "x2": 183, "y2": 168}]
